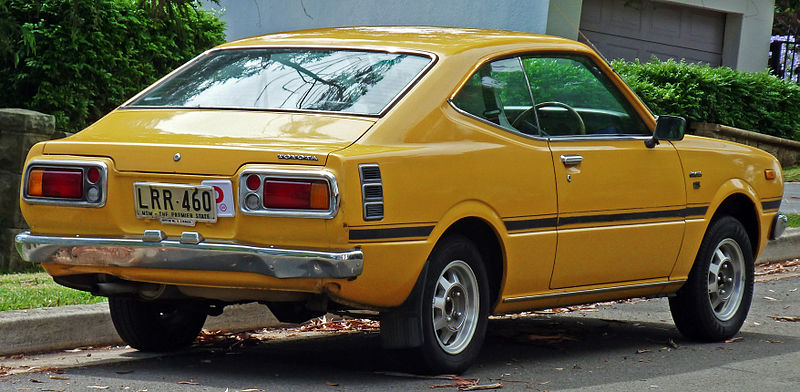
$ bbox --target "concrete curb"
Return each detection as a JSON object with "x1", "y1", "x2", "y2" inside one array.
[
  {"x1": 757, "y1": 227, "x2": 800, "y2": 264},
  {"x1": 1, "y1": 229, "x2": 798, "y2": 356},
  {"x1": 0, "y1": 302, "x2": 278, "y2": 356}
]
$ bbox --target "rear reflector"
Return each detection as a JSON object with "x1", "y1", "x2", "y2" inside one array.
[
  {"x1": 28, "y1": 168, "x2": 83, "y2": 199},
  {"x1": 263, "y1": 179, "x2": 330, "y2": 210}
]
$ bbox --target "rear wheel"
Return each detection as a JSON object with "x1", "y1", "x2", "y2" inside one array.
[
  {"x1": 406, "y1": 235, "x2": 490, "y2": 374},
  {"x1": 109, "y1": 297, "x2": 207, "y2": 352},
  {"x1": 669, "y1": 216, "x2": 754, "y2": 341}
]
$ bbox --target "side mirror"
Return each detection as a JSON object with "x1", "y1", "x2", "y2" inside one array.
[{"x1": 645, "y1": 115, "x2": 686, "y2": 148}]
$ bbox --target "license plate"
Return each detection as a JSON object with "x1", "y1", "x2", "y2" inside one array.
[{"x1": 134, "y1": 183, "x2": 217, "y2": 223}]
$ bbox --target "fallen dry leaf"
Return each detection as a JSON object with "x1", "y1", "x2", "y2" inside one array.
[
  {"x1": 430, "y1": 376, "x2": 479, "y2": 389},
  {"x1": 325, "y1": 381, "x2": 339, "y2": 386},
  {"x1": 29, "y1": 379, "x2": 44, "y2": 383},
  {"x1": 766, "y1": 339, "x2": 783, "y2": 343},
  {"x1": 241, "y1": 389, "x2": 265, "y2": 392},
  {"x1": 764, "y1": 296, "x2": 779, "y2": 301},
  {"x1": 177, "y1": 381, "x2": 199, "y2": 385},
  {"x1": 49, "y1": 375, "x2": 69, "y2": 380},
  {"x1": 770, "y1": 315, "x2": 800, "y2": 322},
  {"x1": 461, "y1": 383, "x2": 504, "y2": 391},
  {"x1": 40, "y1": 389, "x2": 66, "y2": 392},
  {"x1": 86, "y1": 387, "x2": 110, "y2": 390},
  {"x1": 725, "y1": 337, "x2": 744, "y2": 343},
  {"x1": 636, "y1": 349, "x2": 652, "y2": 354},
  {"x1": 0, "y1": 377, "x2": 10, "y2": 382}
]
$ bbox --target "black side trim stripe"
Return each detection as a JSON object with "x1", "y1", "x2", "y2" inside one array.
[
  {"x1": 762, "y1": 199, "x2": 782, "y2": 211},
  {"x1": 504, "y1": 217, "x2": 558, "y2": 231},
  {"x1": 504, "y1": 206, "x2": 709, "y2": 233},
  {"x1": 684, "y1": 206, "x2": 709, "y2": 218},
  {"x1": 349, "y1": 225, "x2": 434, "y2": 241}
]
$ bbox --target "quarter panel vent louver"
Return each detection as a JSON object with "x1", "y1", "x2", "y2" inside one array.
[{"x1": 359, "y1": 164, "x2": 384, "y2": 221}]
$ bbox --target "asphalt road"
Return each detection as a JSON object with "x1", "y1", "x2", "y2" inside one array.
[
  {"x1": 2, "y1": 273, "x2": 799, "y2": 391},
  {"x1": 782, "y1": 182, "x2": 800, "y2": 213}
]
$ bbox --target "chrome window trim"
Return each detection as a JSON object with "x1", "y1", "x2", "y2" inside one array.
[
  {"x1": 120, "y1": 45, "x2": 438, "y2": 118},
  {"x1": 238, "y1": 168, "x2": 340, "y2": 219},
  {"x1": 503, "y1": 280, "x2": 685, "y2": 303},
  {"x1": 22, "y1": 159, "x2": 108, "y2": 208}
]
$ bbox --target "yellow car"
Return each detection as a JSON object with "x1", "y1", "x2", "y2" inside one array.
[{"x1": 16, "y1": 27, "x2": 787, "y2": 373}]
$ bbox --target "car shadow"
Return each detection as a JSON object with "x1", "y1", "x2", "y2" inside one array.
[{"x1": 59, "y1": 312, "x2": 800, "y2": 391}]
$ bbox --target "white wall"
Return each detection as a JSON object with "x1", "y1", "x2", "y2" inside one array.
[{"x1": 207, "y1": 0, "x2": 551, "y2": 41}]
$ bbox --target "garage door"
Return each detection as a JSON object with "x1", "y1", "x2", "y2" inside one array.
[{"x1": 579, "y1": 0, "x2": 725, "y2": 66}]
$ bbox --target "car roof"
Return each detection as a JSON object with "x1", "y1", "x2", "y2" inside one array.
[{"x1": 218, "y1": 26, "x2": 590, "y2": 57}]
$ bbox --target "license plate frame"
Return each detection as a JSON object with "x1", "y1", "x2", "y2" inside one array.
[{"x1": 133, "y1": 182, "x2": 217, "y2": 223}]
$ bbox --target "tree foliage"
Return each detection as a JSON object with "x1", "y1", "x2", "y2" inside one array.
[
  {"x1": 0, "y1": 0, "x2": 226, "y2": 132},
  {"x1": 613, "y1": 58, "x2": 800, "y2": 141}
]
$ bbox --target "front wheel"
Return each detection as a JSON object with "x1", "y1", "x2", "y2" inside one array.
[
  {"x1": 669, "y1": 216, "x2": 754, "y2": 341},
  {"x1": 412, "y1": 235, "x2": 490, "y2": 374},
  {"x1": 109, "y1": 297, "x2": 207, "y2": 352}
]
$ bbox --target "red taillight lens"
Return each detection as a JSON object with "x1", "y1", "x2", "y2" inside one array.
[
  {"x1": 28, "y1": 168, "x2": 83, "y2": 199},
  {"x1": 263, "y1": 179, "x2": 330, "y2": 210},
  {"x1": 87, "y1": 167, "x2": 101, "y2": 183},
  {"x1": 246, "y1": 174, "x2": 261, "y2": 190}
]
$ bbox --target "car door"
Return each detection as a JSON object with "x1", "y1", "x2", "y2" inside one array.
[
  {"x1": 449, "y1": 57, "x2": 560, "y2": 297},
  {"x1": 519, "y1": 54, "x2": 687, "y2": 289}
]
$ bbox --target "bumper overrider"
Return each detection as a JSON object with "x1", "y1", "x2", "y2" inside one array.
[{"x1": 15, "y1": 231, "x2": 363, "y2": 279}]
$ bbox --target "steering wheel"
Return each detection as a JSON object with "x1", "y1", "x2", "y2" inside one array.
[{"x1": 512, "y1": 101, "x2": 586, "y2": 135}]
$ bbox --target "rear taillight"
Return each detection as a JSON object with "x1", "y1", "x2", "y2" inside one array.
[
  {"x1": 264, "y1": 179, "x2": 330, "y2": 210},
  {"x1": 23, "y1": 161, "x2": 107, "y2": 207},
  {"x1": 28, "y1": 168, "x2": 83, "y2": 199},
  {"x1": 239, "y1": 169, "x2": 338, "y2": 218}
]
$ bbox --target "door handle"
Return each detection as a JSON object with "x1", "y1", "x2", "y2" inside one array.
[{"x1": 560, "y1": 154, "x2": 583, "y2": 166}]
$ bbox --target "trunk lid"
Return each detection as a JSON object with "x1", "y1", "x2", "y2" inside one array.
[{"x1": 44, "y1": 109, "x2": 375, "y2": 175}]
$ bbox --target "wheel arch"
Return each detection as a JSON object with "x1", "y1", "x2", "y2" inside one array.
[
  {"x1": 705, "y1": 179, "x2": 762, "y2": 257},
  {"x1": 427, "y1": 200, "x2": 507, "y2": 308}
]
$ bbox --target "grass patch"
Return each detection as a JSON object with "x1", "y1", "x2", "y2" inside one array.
[
  {"x1": 787, "y1": 214, "x2": 800, "y2": 228},
  {"x1": 784, "y1": 166, "x2": 800, "y2": 182},
  {"x1": 0, "y1": 272, "x2": 106, "y2": 312}
]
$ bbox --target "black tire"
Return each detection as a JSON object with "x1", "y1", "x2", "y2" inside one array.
[
  {"x1": 109, "y1": 297, "x2": 207, "y2": 352},
  {"x1": 669, "y1": 216, "x2": 754, "y2": 341},
  {"x1": 410, "y1": 235, "x2": 490, "y2": 374}
]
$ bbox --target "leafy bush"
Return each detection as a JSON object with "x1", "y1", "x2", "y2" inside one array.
[
  {"x1": 612, "y1": 58, "x2": 800, "y2": 140},
  {"x1": 0, "y1": 0, "x2": 226, "y2": 132}
]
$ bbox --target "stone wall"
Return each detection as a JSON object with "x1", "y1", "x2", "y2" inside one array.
[
  {"x1": 691, "y1": 122, "x2": 800, "y2": 167},
  {"x1": 0, "y1": 109, "x2": 67, "y2": 272}
]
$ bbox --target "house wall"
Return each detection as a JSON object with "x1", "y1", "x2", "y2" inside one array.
[
  {"x1": 205, "y1": 0, "x2": 774, "y2": 72},
  {"x1": 207, "y1": 0, "x2": 551, "y2": 41}
]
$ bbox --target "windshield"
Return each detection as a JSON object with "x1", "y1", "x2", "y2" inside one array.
[{"x1": 126, "y1": 48, "x2": 432, "y2": 115}]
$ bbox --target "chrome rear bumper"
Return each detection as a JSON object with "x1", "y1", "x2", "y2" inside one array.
[{"x1": 15, "y1": 231, "x2": 363, "y2": 279}]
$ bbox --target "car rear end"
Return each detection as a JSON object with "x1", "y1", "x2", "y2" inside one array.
[{"x1": 15, "y1": 44, "x2": 435, "y2": 312}]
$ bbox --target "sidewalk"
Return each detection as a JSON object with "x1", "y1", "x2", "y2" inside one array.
[{"x1": 1, "y1": 228, "x2": 798, "y2": 357}]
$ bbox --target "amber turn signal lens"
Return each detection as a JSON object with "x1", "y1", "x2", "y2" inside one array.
[
  {"x1": 27, "y1": 168, "x2": 44, "y2": 196},
  {"x1": 765, "y1": 169, "x2": 777, "y2": 180},
  {"x1": 309, "y1": 182, "x2": 330, "y2": 210}
]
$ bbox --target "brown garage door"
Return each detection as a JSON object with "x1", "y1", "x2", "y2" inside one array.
[{"x1": 579, "y1": 0, "x2": 725, "y2": 66}]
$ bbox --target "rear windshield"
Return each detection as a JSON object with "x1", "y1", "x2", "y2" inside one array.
[{"x1": 126, "y1": 48, "x2": 432, "y2": 115}]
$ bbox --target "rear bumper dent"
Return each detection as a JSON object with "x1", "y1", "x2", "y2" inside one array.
[{"x1": 15, "y1": 231, "x2": 363, "y2": 279}]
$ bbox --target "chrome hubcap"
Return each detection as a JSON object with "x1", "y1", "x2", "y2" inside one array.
[
  {"x1": 432, "y1": 260, "x2": 479, "y2": 354},
  {"x1": 707, "y1": 238, "x2": 745, "y2": 321}
]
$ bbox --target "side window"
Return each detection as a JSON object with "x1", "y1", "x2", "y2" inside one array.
[
  {"x1": 451, "y1": 58, "x2": 535, "y2": 134},
  {"x1": 521, "y1": 55, "x2": 649, "y2": 137}
]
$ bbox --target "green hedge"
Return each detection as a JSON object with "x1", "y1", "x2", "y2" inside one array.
[
  {"x1": 0, "y1": 0, "x2": 226, "y2": 132},
  {"x1": 612, "y1": 58, "x2": 800, "y2": 141}
]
